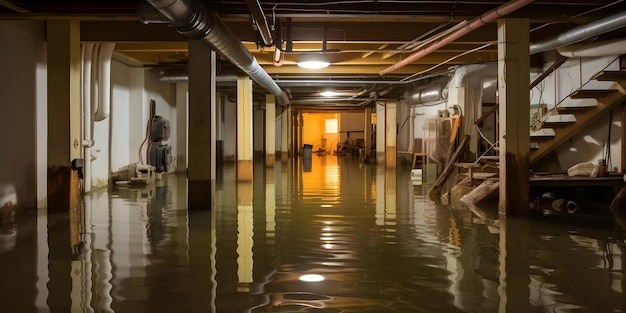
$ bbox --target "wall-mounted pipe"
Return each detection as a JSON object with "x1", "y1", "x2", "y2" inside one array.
[
  {"x1": 143, "y1": 0, "x2": 290, "y2": 105},
  {"x1": 530, "y1": 10, "x2": 626, "y2": 55},
  {"x1": 557, "y1": 38, "x2": 626, "y2": 57},
  {"x1": 82, "y1": 43, "x2": 95, "y2": 147},
  {"x1": 94, "y1": 43, "x2": 115, "y2": 121},
  {"x1": 245, "y1": 0, "x2": 273, "y2": 46},
  {"x1": 379, "y1": 0, "x2": 535, "y2": 75}
]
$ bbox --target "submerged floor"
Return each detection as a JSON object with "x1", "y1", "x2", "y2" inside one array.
[{"x1": 1, "y1": 156, "x2": 625, "y2": 312}]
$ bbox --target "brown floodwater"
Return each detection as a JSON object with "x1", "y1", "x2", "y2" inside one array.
[{"x1": 0, "y1": 156, "x2": 625, "y2": 312}]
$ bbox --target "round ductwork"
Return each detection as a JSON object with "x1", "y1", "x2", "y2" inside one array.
[{"x1": 404, "y1": 82, "x2": 449, "y2": 105}]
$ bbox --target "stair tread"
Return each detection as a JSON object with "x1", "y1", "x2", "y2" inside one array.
[
  {"x1": 543, "y1": 114, "x2": 576, "y2": 124},
  {"x1": 556, "y1": 103, "x2": 597, "y2": 112},
  {"x1": 531, "y1": 128, "x2": 555, "y2": 137},
  {"x1": 570, "y1": 89, "x2": 617, "y2": 99},
  {"x1": 592, "y1": 70, "x2": 626, "y2": 81}
]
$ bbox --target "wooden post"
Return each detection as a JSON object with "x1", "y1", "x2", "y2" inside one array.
[
  {"x1": 385, "y1": 100, "x2": 397, "y2": 168},
  {"x1": 498, "y1": 19, "x2": 530, "y2": 216},
  {"x1": 237, "y1": 77, "x2": 254, "y2": 181}
]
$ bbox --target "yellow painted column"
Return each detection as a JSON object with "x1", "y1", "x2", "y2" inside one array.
[
  {"x1": 265, "y1": 94, "x2": 276, "y2": 167},
  {"x1": 280, "y1": 106, "x2": 289, "y2": 162},
  {"x1": 376, "y1": 101, "x2": 386, "y2": 164},
  {"x1": 237, "y1": 77, "x2": 254, "y2": 181},
  {"x1": 364, "y1": 107, "x2": 372, "y2": 158},
  {"x1": 47, "y1": 20, "x2": 80, "y2": 213},
  {"x1": 385, "y1": 100, "x2": 397, "y2": 168},
  {"x1": 187, "y1": 40, "x2": 216, "y2": 210},
  {"x1": 498, "y1": 19, "x2": 530, "y2": 216}
]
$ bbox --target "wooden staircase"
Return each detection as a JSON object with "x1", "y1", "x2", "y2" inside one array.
[{"x1": 529, "y1": 71, "x2": 626, "y2": 165}]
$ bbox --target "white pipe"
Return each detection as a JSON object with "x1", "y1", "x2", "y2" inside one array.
[
  {"x1": 90, "y1": 43, "x2": 100, "y2": 126},
  {"x1": 557, "y1": 38, "x2": 626, "y2": 57},
  {"x1": 94, "y1": 43, "x2": 115, "y2": 121},
  {"x1": 81, "y1": 43, "x2": 95, "y2": 192}
]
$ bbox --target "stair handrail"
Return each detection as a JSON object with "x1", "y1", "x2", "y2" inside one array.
[{"x1": 530, "y1": 56, "x2": 620, "y2": 131}]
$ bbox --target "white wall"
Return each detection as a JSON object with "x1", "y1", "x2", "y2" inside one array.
[
  {"x1": 536, "y1": 55, "x2": 623, "y2": 171},
  {"x1": 0, "y1": 20, "x2": 46, "y2": 212},
  {"x1": 90, "y1": 64, "x2": 178, "y2": 189},
  {"x1": 339, "y1": 112, "x2": 365, "y2": 143}
]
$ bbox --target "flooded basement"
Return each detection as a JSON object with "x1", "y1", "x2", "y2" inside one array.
[{"x1": 0, "y1": 156, "x2": 625, "y2": 312}]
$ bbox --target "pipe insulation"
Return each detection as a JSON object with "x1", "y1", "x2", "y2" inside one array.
[
  {"x1": 94, "y1": 43, "x2": 115, "y2": 121},
  {"x1": 143, "y1": 0, "x2": 290, "y2": 105},
  {"x1": 530, "y1": 10, "x2": 626, "y2": 55},
  {"x1": 557, "y1": 38, "x2": 626, "y2": 57}
]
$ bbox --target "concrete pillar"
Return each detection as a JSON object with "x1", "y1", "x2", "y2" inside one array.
[
  {"x1": 376, "y1": 101, "x2": 386, "y2": 164},
  {"x1": 128, "y1": 68, "x2": 147, "y2": 164},
  {"x1": 187, "y1": 40, "x2": 216, "y2": 210},
  {"x1": 46, "y1": 20, "x2": 80, "y2": 213},
  {"x1": 364, "y1": 107, "x2": 372, "y2": 156},
  {"x1": 175, "y1": 82, "x2": 188, "y2": 173},
  {"x1": 385, "y1": 100, "x2": 397, "y2": 168},
  {"x1": 281, "y1": 106, "x2": 289, "y2": 162},
  {"x1": 298, "y1": 111, "x2": 304, "y2": 156},
  {"x1": 265, "y1": 94, "x2": 276, "y2": 167},
  {"x1": 498, "y1": 19, "x2": 530, "y2": 216},
  {"x1": 237, "y1": 76, "x2": 254, "y2": 181}
]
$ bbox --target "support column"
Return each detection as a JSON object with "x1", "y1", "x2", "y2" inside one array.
[
  {"x1": 47, "y1": 20, "x2": 80, "y2": 213},
  {"x1": 280, "y1": 106, "x2": 289, "y2": 162},
  {"x1": 385, "y1": 100, "x2": 397, "y2": 168},
  {"x1": 498, "y1": 19, "x2": 530, "y2": 215},
  {"x1": 176, "y1": 82, "x2": 188, "y2": 173},
  {"x1": 376, "y1": 101, "x2": 386, "y2": 164},
  {"x1": 298, "y1": 111, "x2": 304, "y2": 156},
  {"x1": 237, "y1": 76, "x2": 254, "y2": 181},
  {"x1": 265, "y1": 94, "x2": 276, "y2": 167},
  {"x1": 364, "y1": 107, "x2": 372, "y2": 157},
  {"x1": 187, "y1": 41, "x2": 216, "y2": 210}
]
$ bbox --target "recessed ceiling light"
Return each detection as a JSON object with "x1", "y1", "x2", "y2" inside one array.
[
  {"x1": 320, "y1": 91, "x2": 339, "y2": 97},
  {"x1": 297, "y1": 60, "x2": 330, "y2": 69}
]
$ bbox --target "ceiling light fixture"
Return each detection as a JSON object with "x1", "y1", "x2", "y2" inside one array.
[
  {"x1": 297, "y1": 54, "x2": 330, "y2": 69},
  {"x1": 320, "y1": 91, "x2": 339, "y2": 97}
]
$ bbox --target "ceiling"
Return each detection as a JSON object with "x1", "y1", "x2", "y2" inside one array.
[{"x1": 2, "y1": 0, "x2": 626, "y2": 108}]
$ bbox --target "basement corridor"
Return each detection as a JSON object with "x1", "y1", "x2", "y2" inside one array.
[{"x1": 0, "y1": 156, "x2": 625, "y2": 312}]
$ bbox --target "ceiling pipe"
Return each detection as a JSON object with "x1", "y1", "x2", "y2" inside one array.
[
  {"x1": 245, "y1": 0, "x2": 274, "y2": 47},
  {"x1": 143, "y1": 0, "x2": 290, "y2": 105},
  {"x1": 530, "y1": 10, "x2": 626, "y2": 54},
  {"x1": 557, "y1": 38, "x2": 626, "y2": 57},
  {"x1": 379, "y1": 0, "x2": 535, "y2": 76}
]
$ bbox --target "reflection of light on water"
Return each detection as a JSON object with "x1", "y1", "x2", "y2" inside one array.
[
  {"x1": 299, "y1": 274, "x2": 325, "y2": 282},
  {"x1": 322, "y1": 243, "x2": 334, "y2": 249},
  {"x1": 321, "y1": 204, "x2": 333, "y2": 208},
  {"x1": 320, "y1": 236, "x2": 334, "y2": 241}
]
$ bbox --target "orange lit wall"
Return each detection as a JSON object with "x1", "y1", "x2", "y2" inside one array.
[{"x1": 302, "y1": 113, "x2": 339, "y2": 152}]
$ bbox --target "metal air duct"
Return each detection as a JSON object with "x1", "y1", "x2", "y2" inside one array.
[
  {"x1": 530, "y1": 10, "x2": 626, "y2": 54},
  {"x1": 404, "y1": 82, "x2": 449, "y2": 105},
  {"x1": 143, "y1": 0, "x2": 290, "y2": 105},
  {"x1": 557, "y1": 38, "x2": 626, "y2": 57}
]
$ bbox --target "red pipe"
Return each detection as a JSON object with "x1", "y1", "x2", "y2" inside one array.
[{"x1": 379, "y1": 0, "x2": 535, "y2": 76}]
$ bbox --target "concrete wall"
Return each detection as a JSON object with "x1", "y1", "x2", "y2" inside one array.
[{"x1": 0, "y1": 20, "x2": 46, "y2": 213}]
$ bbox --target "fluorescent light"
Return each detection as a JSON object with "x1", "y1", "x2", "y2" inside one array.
[
  {"x1": 297, "y1": 60, "x2": 330, "y2": 69},
  {"x1": 320, "y1": 91, "x2": 339, "y2": 97},
  {"x1": 299, "y1": 274, "x2": 325, "y2": 282}
]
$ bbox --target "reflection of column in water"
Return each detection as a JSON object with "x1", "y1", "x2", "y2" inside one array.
[
  {"x1": 279, "y1": 164, "x2": 289, "y2": 206},
  {"x1": 36, "y1": 209, "x2": 50, "y2": 311},
  {"x1": 498, "y1": 217, "x2": 530, "y2": 313},
  {"x1": 147, "y1": 186, "x2": 167, "y2": 252},
  {"x1": 237, "y1": 182, "x2": 254, "y2": 291},
  {"x1": 93, "y1": 249, "x2": 113, "y2": 312},
  {"x1": 266, "y1": 169, "x2": 276, "y2": 238},
  {"x1": 375, "y1": 166, "x2": 385, "y2": 226},
  {"x1": 385, "y1": 169, "x2": 397, "y2": 228}
]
